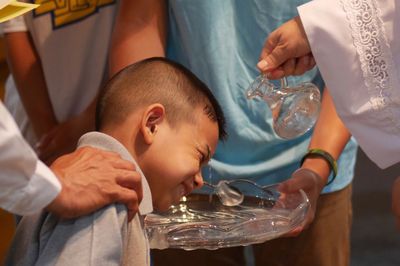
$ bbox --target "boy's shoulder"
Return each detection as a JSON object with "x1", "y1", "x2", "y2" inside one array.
[{"x1": 6, "y1": 204, "x2": 130, "y2": 266}]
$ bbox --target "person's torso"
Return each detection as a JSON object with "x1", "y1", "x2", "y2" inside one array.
[
  {"x1": 167, "y1": 0, "x2": 358, "y2": 192},
  {"x1": 24, "y1": 0, "x2": 118, "y2": 122}
]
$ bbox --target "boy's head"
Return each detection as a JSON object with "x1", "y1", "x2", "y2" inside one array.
[{"x1": 96, "y1": 57, "x2": 226, "y2": 211}]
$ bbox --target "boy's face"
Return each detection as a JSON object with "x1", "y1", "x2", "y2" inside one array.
[{"x1": 140, "y1": 109, "x2": 219, "y2": 211}]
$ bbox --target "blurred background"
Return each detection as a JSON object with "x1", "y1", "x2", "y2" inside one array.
[
  {"x1": 351, "y1": 151, "x2": 400, "y2": 266},
  {"x1": 0, "y1": 38, "x2": 399, "y2": 265}
]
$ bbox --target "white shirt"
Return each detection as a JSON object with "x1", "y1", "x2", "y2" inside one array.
[
  {"x1": 298, "y1": 0, "x2": 400, "y2": 169},
  {"x1": 1, "y1": 2, "x2": 118, "y2": 145},
  {"x1": 0, "y1": 101, "x2": 60, "y2": 215}
]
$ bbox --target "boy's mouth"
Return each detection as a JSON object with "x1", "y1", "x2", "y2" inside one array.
[{"x1": 179, "y1": 183, "x2": 193, "y2": 197}]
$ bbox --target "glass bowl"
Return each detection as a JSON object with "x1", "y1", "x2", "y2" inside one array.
[{"x1": 145, "y1": 181, "x2": 309, "y2": 250}]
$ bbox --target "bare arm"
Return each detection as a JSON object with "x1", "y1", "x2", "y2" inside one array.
[
  {"x1": 36, "y1": 0, "x2": 168, "y2": 164},
  {"x1": 303, "y1": 88, "x2": 351, "y2": 177},
  {"x1": 282, "y1": 88, "x2": 351, "y2": 234},
  {"x1": 109, "y1": 0, "x2": 167, "y2": 76},
  {"x1": 36, "y1": 96, "x2": 97, "y2": 164},
  {"x1": 4, "y1": 31, "x2": 57, "y2": 139}
]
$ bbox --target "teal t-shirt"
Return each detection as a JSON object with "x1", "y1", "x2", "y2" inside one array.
[{"x1": 166, "y1": 0, "x2": 357, "y2": 193}]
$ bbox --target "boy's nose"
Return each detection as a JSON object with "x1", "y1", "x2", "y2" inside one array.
[{"x1": 193, "y1": 172, "x2": 204, "y2": 189}]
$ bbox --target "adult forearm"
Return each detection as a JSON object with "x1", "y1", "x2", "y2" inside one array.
[
  {"x1": 4, "y1": 31, "x2": 57, "y2": 138},
  {"x1": 302, "y1": 89, "x2": 351, "y2": 180},
  {"x1": 0, "y1": 102, "x2": 60, "y2": 215}
]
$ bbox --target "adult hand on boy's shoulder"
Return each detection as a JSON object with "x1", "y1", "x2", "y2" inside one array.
[
  {"x1": 46, "y1": 146, "x2": 143, "y2": 221},
  {"x1": 278, "y1": 168, "x2": 326, "y2": 236}
]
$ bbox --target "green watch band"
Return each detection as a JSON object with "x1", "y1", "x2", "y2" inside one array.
[{"x1": 300, "y1": 148, "x2": 338, "y2": 186}]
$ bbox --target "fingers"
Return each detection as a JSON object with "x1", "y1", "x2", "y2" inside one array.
[
  {"x1": 282, "y1": 226, "x2": 303, "y2": 238},
  {"x1": 280, "y1": 168, "x2": 321, "y2": 192},
  {"x1": 282, "y1": 58, "x2": 296, "y2": 76},
  {"x1": 80, "y1": 150, "x2": 143, "y2": 212},
  {"x1": 258, "y1": 16, "x2": 313, "y2": 78},
  {"x1": 48, "y1": 178, "x2": 141, "y2": 220},
  {"x1": 103, "y1": 181, "x2": 141, "y2": 222},
  {"x1": 279, "y1": 172, "x2": 305, "y2": 193},
  {"x1": 114, "y1": 187, "x2": 139, "y2": 222},
  {"x1": 265, "y1": 54, "x2": 316, "y2": 80},
  {"x1": 259, "y1": 32, "x2": 290, "y2": 72},
  {"x1": 115, "y1": 171, "x2": 143, "y2": 203},
  {"x1": 278, "y1": 177, "x2": 303, "y2": 194},
  {"x1": 75, "y1": 146, "x2": 120, "y2": 158},
  {"x1": 267, "y1": 67, "x2": 285, "y2": 80},
  {"x1": 258, "y1": 49, "x2": 270, "y2": 69},
  {"x1": 281, "y1": 205, "x2": 315, "y2": 237},
  {"x1": 278, "y1": 168, "x2": 321, "y2": 235},
  {"x1": 110, "y1": 158, "x2": 136, "y2": 171},
  {"x1": 293, "y1": 55, "x2": 314, "y2": 75},
  {"x1": 105, "y1": 181, "x2": 140, "y2": 222},
  {"x1": 260, "y1": 45, "x2": 290, "y2": 73},
  {"x1": 49, "y1": 146, "x2": 143, "y2": 219},
  {"x1": 77, "y1": 147, "x2": 136, "y2": 170},
  {"x1": 257, "y1": 29, "x2": 278, "y2": 69}
]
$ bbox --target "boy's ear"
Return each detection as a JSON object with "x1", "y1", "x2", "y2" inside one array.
[{"x1": 141, "y1": 104, "x2": 166, "y2": 144}]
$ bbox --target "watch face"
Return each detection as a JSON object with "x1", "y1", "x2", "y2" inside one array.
[{"x1": 145, "y1": 181, "x2": 309, "y2": 250}]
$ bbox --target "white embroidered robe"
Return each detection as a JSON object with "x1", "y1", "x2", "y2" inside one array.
[{"x1": 298, "y1": 0, "x2": 400, "y2": 168}]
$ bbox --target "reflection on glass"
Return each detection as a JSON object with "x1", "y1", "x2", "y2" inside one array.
[
  {"x1": 145, "y1": 182, "x2": 309, "y2": 250},
  {"x1": 203, "y1": 181, "x2": 244, "y2": 207}
]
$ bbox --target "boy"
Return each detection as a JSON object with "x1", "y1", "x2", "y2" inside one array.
[{"x1": 5, "y1": 57, "x2": 226, "y2": 266}]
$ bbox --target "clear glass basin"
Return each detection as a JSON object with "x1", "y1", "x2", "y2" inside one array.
[{"x1": 145, "y1": 181, "x2": 309, "y2": 250}]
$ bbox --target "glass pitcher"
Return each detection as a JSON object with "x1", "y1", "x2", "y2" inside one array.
[{"x1": 246, "y1": 75, "x2": 321, "y2": 139}]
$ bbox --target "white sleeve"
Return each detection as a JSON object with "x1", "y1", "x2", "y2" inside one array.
[
  {"x1": 0, "y1": 102, "x2": 61, "y2": 215},
  {"x1": 298, "y1": 0, "x2": 400, "y2": 169},
  {"x1": 0, "y1": 15, "x2": 28, "y2": 35}
]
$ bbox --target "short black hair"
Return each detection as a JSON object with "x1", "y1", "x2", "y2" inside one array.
[{"x1": 96, "y1": 57, "x2": 227, "y2": 140}]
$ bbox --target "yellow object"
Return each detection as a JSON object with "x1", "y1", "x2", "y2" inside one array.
[{"x1": 0, "y1": 1, "x2": 38, "y2": 24}]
